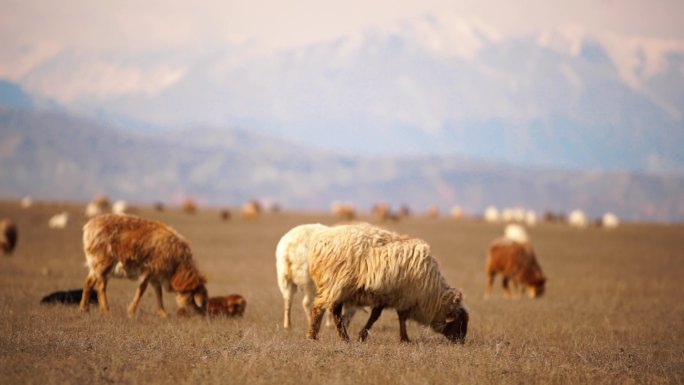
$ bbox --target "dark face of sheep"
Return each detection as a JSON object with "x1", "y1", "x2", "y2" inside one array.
[
  {"x1": 441, "y1": 305, "x2": 469, "y2": 343},
  {"x1": 176, "y1": 285, "x2": 208, "y2": 316},
  {"x1": 529, "y1": 277, "x2": 546, "y2": 298}
]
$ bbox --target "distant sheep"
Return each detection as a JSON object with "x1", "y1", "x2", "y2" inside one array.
[
  {"x1": 504, "y1": 223, "x2": 529, "y2": 244},
  {"x1": 41, "y1": 289, "x2": 98, "y2": 305},
  {"x1": 79, "y1": 214, "x2": 208, "y2": 318},
  {"x1": 182, "y1": 198, "x2": 197, "y2": 214},
  {"x1": 485, "y1": 237, "x2": 546, "y2": 300},
  {"x1": 276, "y1": 224, "x2": 356, "y2": 330},
  {"x1": 484, "y1": 206, "x2": 500, "y2": 223},
  {"x1": 20, "y1": 196, "x2": 33, "y2": 209},
  {"x1": 208, "y1": 295, "x2": 247, "y2": 317},
  {"x1": 307, "y1": 223, "x2": 469, "y2": 343},
  {"x1": 425, "y1": 205, "x2": 440, "y2": 218},
  {"x1": 372, "y1": 203, "x2": 398, "y2": 222},
  {"x1": 85, "y1": 202, "x2": 103, "y2": 218},
  {"x1": 1, "y1": 219, "x2": 18, "y2": 255},
  {"x1": 331, "y1": 202, "x2": 356, "y2": 221},
  {"x1": 602, "y1": 212, "x2": 620, "y2": 229},
  {"x1": 219, "y1": 209, "x2": 232, "y2": 221},
  {"x1": 241, "y1": 201, "x2": 261, "y2": 221},
  {"x1": 450, "y1": 206, "x2": 464, "y2": 220},
  {"x1": 569, "y1": 209, "x2": 588, "y2": 228},
  {"x1": 111, "y1": 200, "x2": 128, "y2": 214},
  {"x1": 48, "y1": 212, "x2": 69, "y2": 229}
]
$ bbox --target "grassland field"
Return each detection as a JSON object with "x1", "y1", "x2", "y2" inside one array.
[{"x1": 0, "y1": 200, "x2": 682, "y2": 384}]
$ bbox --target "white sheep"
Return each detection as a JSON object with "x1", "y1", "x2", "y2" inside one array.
[
  {"x1": 569, "y1": 209, "x2": 588, "y2": 228},
  {"x1": 504, "y1": 223, "x2": 529, "y2": 244},
  {"x1": 276, "y1": 223, "x2": 356, "y2": 330},
  {"x1": 48, "y1": 212, "x2": 69, "y2": 229},
  {"x1": 602, "y1": 212, "x2": 620, "y2": 229},
  {"x1": 307, "y1": 222, "x2": 469, "y2": 343},
  {"x1": 111, "y1": 200, "x2": 128, "y2": 214},
  {"x1": 484, "y1": 206, "x2": 500, "y2": 223}
]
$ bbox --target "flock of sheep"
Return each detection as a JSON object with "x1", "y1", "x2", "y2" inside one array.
[{"x1": 3, "y1": 196, "x2": 617, "y2": 344}]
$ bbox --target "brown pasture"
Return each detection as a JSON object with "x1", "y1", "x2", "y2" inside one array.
[{"x1": 0, "y1": 200, "x2": 682, "y2": 384}]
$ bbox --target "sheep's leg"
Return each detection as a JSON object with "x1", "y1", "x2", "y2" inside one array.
[
  {"x1": 80, "y1": 274, "x2": 97, "y2": 312},
  {"x1": 280, "y1": 283, "x2": 297, "y2": 329},
  {"x1": 95, "y1": 277, "x2": 110, "y2": 314},
  {"x1": 331, "y1": 302, "x2": 349, "y2": 342},
  {"x1": 502, "y1": 276, "x2": 512, "y2": 299},
  {"x1": 358, "y1": 306, "x2": 383, "y2": 342},
  {"x1": 151, "y1": 280, "x2": 167, "y2": 317},
  {"x1": 302, "y1": 282, "x2": 317, "y2": 326},
  {"x1": 484, "y1": 272, "x2": 496, "y2": 300},
  {"x1": 127, "y1": 273, "x2": 150, "y2": 318},
  {"x1": 306, "y1": 304, "x2": 325, "y2": 340},
  {"x1": 397, "y1": 310, "x2": 411, "y2": 343},
  {"x1": 342, "y1": 305, "x2": 357, "y2": 327}
]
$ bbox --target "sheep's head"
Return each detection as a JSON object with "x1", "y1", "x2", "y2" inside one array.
[
  {"x1": 176, "y1": 284, "x2": 208, "y2": 316},
  {"x1": 432, "y1": 288, "x2": 469, "y2": 343},
  {"x1": 528, "y1": 277, "x2": 546, "y2": 298}
]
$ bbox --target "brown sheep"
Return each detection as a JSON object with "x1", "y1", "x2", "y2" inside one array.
[
  {"x1": 208, "y1": 295, "x2": 247, "y2": 317},
  {"x1": 79, "y1": 214, "x2": 208, "y2": 318},
  {"x1": 1, "y1": 219, "x2": 18, "y2": 255},
  {"x1": 485, "y1": 238, "x2": 546, "y2": 299}
]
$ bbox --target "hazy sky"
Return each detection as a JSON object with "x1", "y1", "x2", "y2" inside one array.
[
  {"x1": 2, "y1": 0, "x2": 683, "y2": 57},
  {"x1": 1, "y1": 0, "x2": 683, "y2": 105}
]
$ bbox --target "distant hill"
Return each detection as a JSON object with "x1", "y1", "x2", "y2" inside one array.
[
  {"x1": 0, "y1": 81, "x2": 33, "y2": 110},
  {"x1": 1, "y1": 106, "x2": 683, "y2": 222},
  {"x1": 17, "y1": 18, "x2": 684, "y2": 174}
]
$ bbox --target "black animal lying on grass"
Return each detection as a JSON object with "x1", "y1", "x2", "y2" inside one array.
[{"x1": 41, "y1": 289, "x2": 98, "y2": 305}]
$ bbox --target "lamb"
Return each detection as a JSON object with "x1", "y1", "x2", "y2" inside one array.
[
  {"x1": 79, "y1": 214, "x2": 208, "y2": 318},
  {"x1": 276, "y1": 224, "x2": 356, "y2": 330},
  {"x1": 207, "y1": 294, "x2": 247, "y2": 317},
  {"x1": 307, "y1": 222, "x2": 469, "y2": 344},
  {"x1": 485, "y1": 226, "x2": 546, "y2": 299},
  {"x1": 41, "y1": 289, "x2": 98, "y2": 305},
  {"x1": 1, "y1": 219, "x2": 18, "y2": 255}
]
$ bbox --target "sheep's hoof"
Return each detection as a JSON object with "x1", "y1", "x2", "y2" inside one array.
[{"x1": 358, "y1": 330, "x2": 369, "y2": 342}]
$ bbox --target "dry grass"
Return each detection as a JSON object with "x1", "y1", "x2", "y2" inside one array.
[{"x1": 1, "y1": 201, "x2": 683, "y2": 384}]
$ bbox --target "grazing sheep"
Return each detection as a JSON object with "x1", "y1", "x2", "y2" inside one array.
[
  {"x1": 41, "y1": 289, "x2": 98, "y2": 305},
  {"x1": 241, "y1": 201, "x2": 261, "y2": 221},
  {"x1": 425, "y1": 205, "x2": 440, "y2": 218},
  {"x1": 331, "y1": 202, "x2": 356, "y2": 221},
  {"x1": 85, "y1": 202, "x2": 103, "y2": 218},
  {"x1": 20, "y1": 196, "x2": 33, "y2": 209},
  {"x1": 276, "y1": 224, "x2": 356, "y2": 330},
  {"x1": 1, "y1": 219, "x2": 18, "y2": 255},
  {"x1": 602, "y1": 212, "x2": 620, "y2": 229},
  {"x1": 219, "y1": 209, "x2": 232, "y2": 221},
  {"x1": 48, "y1": 212, "x2": 69, "y2": 229},
  {"x1": 307, "y1": 223, "x2": 469, "y2": 344},
  {"x1": 450, "y1": 206, "x2": 464, "y2": 220},
  {"x1": 207, "y1": 294, "x2": 247, "y2": 317},
  {"x1": 484, "y1": 206, "x2": 500, "y2": 223},
  {"x1": 485, "y1": 237, "x2": 546, "y2": 300},
  {"x1": 79, "y1": 214, "x2": 208, "y2": 318},
  {"x1": 569, "y1": 209, "x2": 588, "y2": 228},
  {"x1": 111, "y1": 200, "x2": 128, "y2": 214},
  {"x1": 525, "y1": 210, "x2": 537, "y2": 226},
  {"x1": 504, "y1": 223, "x2": 529, "y2": 244},
  {"x1": 181, "y1": 198, "x2": 197, "y2": 214}
]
